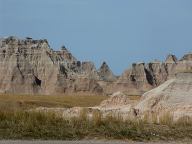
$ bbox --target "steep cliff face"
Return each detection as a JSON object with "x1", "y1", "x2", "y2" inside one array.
[
  {"x1": 135, "y1": 72, "x2": 192, "y2": 120},
  {"x1": 0, "y1": 37, "x2": 103, "y2": 95},
  {"x1": 0, "y1": 37, "x2": 50, "y2": 94},
  {"x1": 0, "y1": 37, "x2": 191, "y2": 96},
  {"x1": 106, "y1": 53, "x2": 192, "y2": 95},
  {"x1": 108, "y1": 63, "x2": 154, "y2": 95}
]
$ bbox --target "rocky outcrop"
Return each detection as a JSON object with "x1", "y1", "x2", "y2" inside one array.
[
  {"x1": 165, "y1": 54, "x2": 177, "y2": 63},
  {"x1": 107, "y1": 53, "x2": 192, "y2": 95},
  {"x1": 80, "y1": 61, "x2": 99, "y2": 79},
  {"x1": 108, "y1": 62, "x2": 154, "y2": 95},
  {"x1": 0, "y1": 36, "x2": 103, "y2": 95},
  {"x1": 0, "y1": 36, "x2": 192, "y2": 96},
  {"x1": 98, "y1": 62, "x2": 116, "y2": 81},
  {"x1": 135, "y1": 72, "x2": 192, "y2": 120},
  {"x1": 180, "y1": 53, "x2": 192, "y2": 61}
]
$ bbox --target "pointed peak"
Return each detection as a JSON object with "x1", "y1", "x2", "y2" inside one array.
[
  {"x1": 100, "y1": 61, "x2": 109, "y2": 69},
  {"x1": 61, "y1": 45, "x2": 69, "y2": 51},
  {"x1": 165, "y1": 54, "x2": 177, "y2": 63},
  {"x1": 98, "y1": 61, "x2": 116, "y2": 81},
  {"x1": 102, "y1": 61, "x2": 107, "y2": 65}
]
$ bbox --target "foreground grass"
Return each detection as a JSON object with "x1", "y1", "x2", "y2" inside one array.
[
  {"x1": 0, "y1": 94, "x2": 190, "y2": 141},
  {"x1": 0, "y1": 94, "x2": 108, "y2": 111},
  {"x1": 0, "y1": 111, "x2": 191, "y2": 141}
]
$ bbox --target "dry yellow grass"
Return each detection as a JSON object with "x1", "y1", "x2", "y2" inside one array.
[
  {"x1": 127, "y1": 95, "x2": 141, "y2": 101},
  {"x1": 0, "y1": 94, "x2": 108, "y2": 111},
  {"x1": 0, "y1": 94, "x2": 192, "y2": 140},
  {"x1": 0, "y1": 110, "x2": 191, "y2": 140}
]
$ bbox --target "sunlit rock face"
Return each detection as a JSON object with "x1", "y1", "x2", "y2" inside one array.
[
  {"x1": 0, "y1": 37, "x2": 104, "y2": 95},
  {"x1": 106, "y1": 53, "x2": 192, "y2": 95},
  {"x1": 0, "y1": 36, "x2": 191, "y2": 96},
  {"x1": 135, "y1": 72, "x2": 192, "y2": 120}
]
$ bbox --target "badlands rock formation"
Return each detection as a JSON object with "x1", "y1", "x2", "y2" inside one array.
[
  {"x1": 96, "y1": 72, "x2": 192, "y2": 120},
  {"x1": 0, "y1": 36, "x2": 104, "y2": 95},
  {"x1": 98, "y1": 62, "x2": 117, "y2": 81},
  {"x1": 0, "y1": 36, "x2": 192, "y2": 96},
  {"x1": 135, "y1": 72, "x2": 192, "y2": 120},
  {"x1": 107, "y1": 53, "x2": 192, "y2": 95}
]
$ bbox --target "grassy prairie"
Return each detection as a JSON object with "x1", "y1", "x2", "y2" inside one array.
[
  {"x1": 0, "y1": 94, "x2": 108, "y2": 111},
  {"x1": 0, "y1": 94, "x2": 191, "y2": 141},
  {"x1": 0, "y1": 110, "x2": 191, "y2": 141}
]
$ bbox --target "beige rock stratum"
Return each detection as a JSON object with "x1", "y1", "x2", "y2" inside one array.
[
  {"x1": 135, "y1": 72, "x2": 192, "y2": 120},
  {"x1": 0, "y1": 36, "x2": 192, "y2": 98}
]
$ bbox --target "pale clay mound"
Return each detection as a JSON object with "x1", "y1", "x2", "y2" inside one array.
[{"x1": 135, "y1": 72, "x2": 192, "y2": 120}]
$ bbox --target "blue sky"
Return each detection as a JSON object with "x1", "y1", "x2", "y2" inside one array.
[{"x1": 0, "y1": 0, "x2": 192, "y2": 75}]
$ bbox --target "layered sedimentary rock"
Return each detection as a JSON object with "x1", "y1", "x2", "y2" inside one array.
[
  {"x1": 0, "y1": 36, "x2": 192, "y2": 96},
  {"x1": 106, "y1": 62, "x2": 154, "y2": 95},
  {"x1": 0, "y1": 37, "x2": 104, "y2": 95},
  {"x1": 106, "y1": 53, "x2": 192, "y2": 95},
  {"x1": 135, "y1": 72, "x2": 192, "y2": 120}
]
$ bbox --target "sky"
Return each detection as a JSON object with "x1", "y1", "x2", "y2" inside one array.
[{"x1": 0, "y1": 0, "x2": 192, "y2": 75}]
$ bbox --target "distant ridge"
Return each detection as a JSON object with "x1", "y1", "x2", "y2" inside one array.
[{"x1": 0, "y1": 36, "x2": 191, "y2": 95}]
